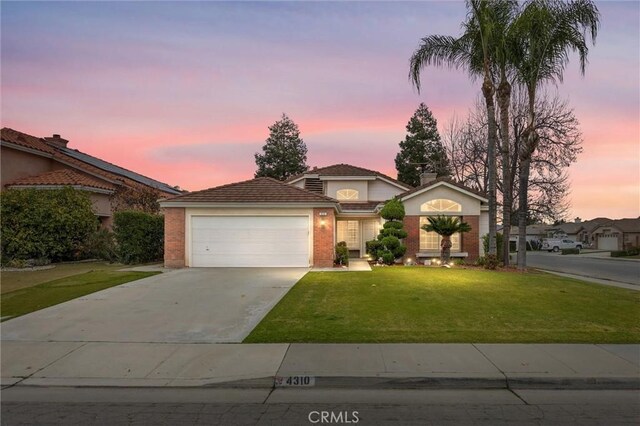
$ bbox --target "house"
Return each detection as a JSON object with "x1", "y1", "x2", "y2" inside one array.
[
  {"x1": 549, "y1": 217, "x2": 612, "y2": 246},
  {"x1": 1, "y1": 127, "x2": 182, "y2": 226},
  {"x1": 159, "y1": 164, "x2": 489, "y2": 268},
  {"x1": 591, "y1": 218, "x2": 640, "y2": 251}
]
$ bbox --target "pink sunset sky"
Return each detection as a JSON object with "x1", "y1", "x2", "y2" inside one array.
[{"x1": 2, "y1": 1, "x2": 638, "y2": 220}]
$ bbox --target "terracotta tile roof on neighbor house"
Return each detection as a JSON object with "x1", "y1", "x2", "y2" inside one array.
[
  {"x1": 339, "y1": 201, "x2": 383, "y2": 211},
  {"x1": 7, "y1": 169, "x2": 115, "y2": 191},
  {"x1": 1, "y1": 127, "x2": 182, "y2": 195},
  {"x1": 0, "y1": 127, "x2": 57, "y2": 155},
  {"x1": 286, "y1": 163, "x2": 412, "y2": 189},
  {"x1": 162, "y1": 177, "x2": 338, "y2": 204},
  {"x1": 608, "y1": 218, "x2": 640, "y2": 233},
  {"x1": 400, "y1": 177, "x2": 488, "y2": 200}
]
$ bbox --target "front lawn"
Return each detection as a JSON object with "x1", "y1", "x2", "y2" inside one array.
[
  {"x1": 1, "y1": 270, "x2": 159, "y2": 320},
  {"x1": 1, "y1": 261, "x2": 127, "y2": 294},
  {"x1": 245, "y1": 267, "x2": 640, "y2": 343}
]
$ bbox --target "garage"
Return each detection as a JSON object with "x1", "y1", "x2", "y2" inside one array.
[
  {"x1": 190, "y1": 215, "x2": 310, "y2": 267},
  {"x1": 597, "y1": 234, "x2": 619, "y2": 251}
]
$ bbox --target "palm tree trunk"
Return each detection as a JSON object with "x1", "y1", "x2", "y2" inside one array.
[
  {"x1": 440, "y1": 235, "x2": 452, "y2": 264},
  {"x1": 482, "y1": 78, "x2": 498, "y2": 257},
  {"x1": 517, "y1": 86, "x2": 537, "y2": 270},
  {"x1": 497, "y1": 77, "x2": 512, "y2": 266}
]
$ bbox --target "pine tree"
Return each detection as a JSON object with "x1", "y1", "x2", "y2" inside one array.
[
  {"x1": 395, "y1": 103, "x2": 451, "y2": 187},
  {"x1": 255, "y1": 113, "x2": 308, "y2": 180}
]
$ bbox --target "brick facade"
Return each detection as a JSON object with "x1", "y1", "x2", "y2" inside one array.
[
  {"x1": 462, "y1": 215, "x2": 480, "y2": 261},
  {"x1": 403, "y1": 216, "x2": 420, "y2": 261},
  {"x1": 164, "y1": 207, "x2": 186, "y2": 268},
  {"x1": 313, "y1": 208, "x2": 335, "y2": 267}
]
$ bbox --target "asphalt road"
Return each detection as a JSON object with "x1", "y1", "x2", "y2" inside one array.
[
  {"x1": 526, "y1": 252, "x2": 640, "y2": 286},
  {"x1": 1, "y1": 388, "x2": 639, "y2": 425}
]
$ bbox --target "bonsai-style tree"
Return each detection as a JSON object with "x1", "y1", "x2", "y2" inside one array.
[
  {"x1": 366, "y1": 198, "x2": 407, "y2": 265},
  {"x1": 422, "y1": 215, "x2": 471, "y2": 264}
]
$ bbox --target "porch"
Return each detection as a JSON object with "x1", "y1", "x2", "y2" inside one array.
[{"x1": 336, "y1": 218, "x2": 382, "y2": 258}]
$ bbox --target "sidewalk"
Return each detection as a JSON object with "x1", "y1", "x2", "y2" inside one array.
[{"x1": 2, "y1": 342, "x2": 638, "y2": 390}]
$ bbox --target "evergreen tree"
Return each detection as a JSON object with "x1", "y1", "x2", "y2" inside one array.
[
  {"x1": 395, "y1": 103, "x2": 450, "y2": 187},
  {"x1": 255, "y1": 113, "x2": 308, "y2": 180}
]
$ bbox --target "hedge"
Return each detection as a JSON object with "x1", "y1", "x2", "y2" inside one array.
[
  {"x1": 1, "y1": 188, "x2": 97, "y2": 263},
  {"x1": 113, "y1": 211, "x2": 164, "y2": 264},
  {"x1": 561, "y1": 248, "x2": 580, "y2": 255}
]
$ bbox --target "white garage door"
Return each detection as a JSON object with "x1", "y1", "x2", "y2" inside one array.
[
  {"x1": 597, "y1": 234, "x2": 619, "y2": 251},
  {"x1": 191, "y1": 216, "x2": 310, "y2": 267}
]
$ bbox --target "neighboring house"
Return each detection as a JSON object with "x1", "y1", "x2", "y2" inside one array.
[
  {"x1": 1, "y1": 127, "x2": 182, "y2": 226},
  {"x1": 591, "y1": 218, "x2": 640, "y2": 251},
  {"x1": 160, "y1": 164, "x2": 488, "y2": 268},
  {"x1": 549, "y1": 217, "x2": 612, "y2": 246},
  {"x1": 502, "y1": 224, "x2": 553, "y2": 245}
]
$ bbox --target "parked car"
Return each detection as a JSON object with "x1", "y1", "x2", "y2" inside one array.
[{"x1": 542, "y1": 238, "x2": 583, "y2": 252}]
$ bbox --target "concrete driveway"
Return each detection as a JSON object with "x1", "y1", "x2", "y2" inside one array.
[{"x1": 1, "y1": 268, "x2": 307, "y2": 343}]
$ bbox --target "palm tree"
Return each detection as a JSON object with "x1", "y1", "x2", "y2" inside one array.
[
  {"x1": 409, "y1": 0, "x2": 516, "y2": 260},
  {"x1": 422, "y1": 216, "x2": 472, "y2": 264},
  {"x1": 511, "y1": 0, "x2": 599, "y2": 269}
]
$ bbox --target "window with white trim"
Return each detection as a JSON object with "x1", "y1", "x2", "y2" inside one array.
[
  {"x1": 336, "y1": 189, "x2": 359, "y2": 200},
  {"x1": 420, "y1": 199, "x2": 462, "y2": 213},
  {"x1": 337, "y1": 220, "x2": 359, "y2": 249},
  {"x1": 419, "y1": 217, "x2": 461, "y2": 251}
]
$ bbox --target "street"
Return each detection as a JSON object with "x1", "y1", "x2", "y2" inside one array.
[
  {"x1": 526, "y1": 252, "x2": 640, "y2": 285},
  {"x1": 1, "y1": 388, "x2": 639, "y2": 425}
]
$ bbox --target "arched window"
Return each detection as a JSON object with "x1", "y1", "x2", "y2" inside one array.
[
  {"x1": 420, "y1": 199, "x2": 461, "y2": 213},
  {"x1": 336, "y1": 189, "x2": 359, "y2": 200}
]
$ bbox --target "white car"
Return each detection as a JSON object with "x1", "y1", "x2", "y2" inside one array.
[{"x1": 542, "y1": 238, "x2": 583, "y2": 252}]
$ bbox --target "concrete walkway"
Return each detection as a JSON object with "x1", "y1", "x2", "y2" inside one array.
[{"x1": 2, "y1": 343, "x2": 637, "y2": 390}]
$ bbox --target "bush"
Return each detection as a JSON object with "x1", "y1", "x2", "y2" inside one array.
[
  {"x1": 611, "y1": 247, "x2": 639, "y2": 257},
  {"x1": 81, "y1": 228, "x2": 118, "y2": 262},
  {"x1": 113, "y1": 211, "x2": 164, "y2": 264},
  {"x1": 561, "y1": 248, "x2": 580, "y2": 255},
  {"x1": 1, "y1": 188, "x2": 98, "y2": 263},
  {"x1": 334, "y1": 241, "x2": 349, "y2": 266},
  {"x1": 379, "y1": 198, "x2": 405, "y2": 221},
  {"x1": 483, "y1": 254, "x2": 500, "y2": 270},
  {"x1": 381, "y1": 252, "x2": 395, "y2": 265}
]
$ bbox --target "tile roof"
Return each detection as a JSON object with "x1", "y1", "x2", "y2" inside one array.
[
  {"x1": 400, "y1": 177, "x2": 488, "y2": 200},
  {"x1": 162, "y1": 177, "x2": 338, "y2": 204},
  {"x1": 339, "y1": 201, "x2": 382, "y2": 212},
  {"x1": 1, "y1": 127, "x2": 181, "y2": 195},
  {"x1": 606, "y1": 218, "x2": 640, "y2": 233},
  {"x1": 286, "y1": 163, "x2": 412, "y2": 189},
  {"x1": 7, "y1": 169, "x2": 115, "y2": 191}
]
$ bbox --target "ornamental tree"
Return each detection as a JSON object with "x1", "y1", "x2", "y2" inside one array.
[{"x1": 366, "y1": 198, "x2": 407, "y2": 265}]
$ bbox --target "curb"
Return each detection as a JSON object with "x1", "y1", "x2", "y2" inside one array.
[{"x1": 204, "y1": 375, "x2": 640, "y2": 391}]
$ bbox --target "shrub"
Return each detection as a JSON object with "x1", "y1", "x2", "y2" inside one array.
[
  {"x1": 1, "y1": 188, "x2": 98, "y2": 263},
  {"x1": 611, "y1": 248, "x2": 639, "y2": 257},
  {"x1": 334, "y1": 241, "x2": 349, "y2": 266},
  {"x1": 483, "y1": 254, "x2": 500, "y2": 270},
  {"x1": 561, "y1": 248, "x2": 580, "y2": 255},
  {"x1": 81, "y1": 228, "x2": 118, "y2": 262},
  {"x1": 113, "y1": 211, "x2": 164, "y2": 264},
  {"x1": 369, "y1": 198, "x2": 408, "y2": 265},
  {"x1": 379, "y1": 198, "x2": 405, "y2": 221}
]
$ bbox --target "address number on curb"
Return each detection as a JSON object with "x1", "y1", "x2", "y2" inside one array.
[{"x1": 274, "y1": 376, "x2": 315, "y2": 387}]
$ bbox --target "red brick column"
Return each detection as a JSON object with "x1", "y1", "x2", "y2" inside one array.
[
  {"x1": 403, "y1": 216, "x2": 420, "y2": 261},
  {"x1": 462, "y1": 215, "x2": 480, "y2": 261},
  {"x1": 313, "y1": 208, "x2": 335, "y2": 267},
  {"x1": 164, "y1": 208, "x2": 186, "y2": 268}
]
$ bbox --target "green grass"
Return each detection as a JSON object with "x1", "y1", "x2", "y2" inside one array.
[
  {"x1": 245, "y1": 267, "x2": 640, "y2": 344},
  {"x1": 1, "y1": 270, "x2": 159, "y2": 320},
  {"x1": 1, "y1": 261, "x2": 128, "y2": 294}
]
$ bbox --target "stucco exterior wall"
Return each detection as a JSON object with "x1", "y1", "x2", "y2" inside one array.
[
  {"x1": 1, "y1": 147, "x2": 53, "y2": 186},
  {"x1": 367, "y1": 179, "x2": 405, "y2": 201},
  {"x1": 89, "y1": 193, "x2": 112, "y2": 217},
  {"x1": 325, "y1": 180, "x2": 369, "y2": 201},
  {"x1": 403, "y1": 185, "x2": 482, "y2": 216}
]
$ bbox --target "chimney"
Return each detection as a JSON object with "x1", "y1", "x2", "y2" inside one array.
[
  {"x1": 420, "y1": 171, "x2": 437, "y2": 186},
  {"x1": 44, "y1": 134, "x2": 69, "y2": 149}
]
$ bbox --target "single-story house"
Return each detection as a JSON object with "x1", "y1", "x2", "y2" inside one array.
[
  {"x1": 1, "y1": 127, "x2": 182, "y2": 226},
  {"x1": 159, "y1": 164, "x2": 489, "y2": 268},
  {"x1": 591, "y1": 218, "x2": 640, "y2": 251}
]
